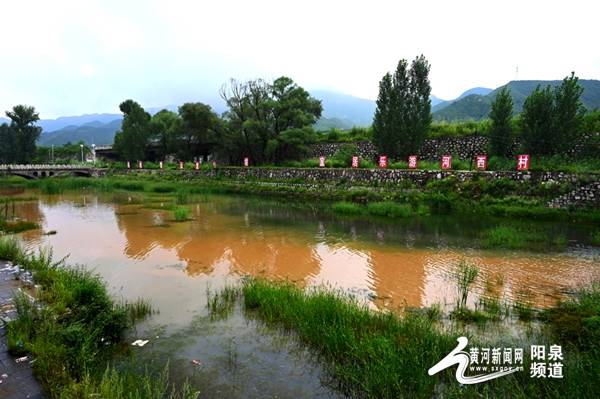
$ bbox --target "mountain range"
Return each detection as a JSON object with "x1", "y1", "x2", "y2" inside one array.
[
  {"x1": 2, "y1": 80, "x2": 599, "y2": 146},
  {"x1": 433, "y1": 80, "x2": 600, "y2": 121}
]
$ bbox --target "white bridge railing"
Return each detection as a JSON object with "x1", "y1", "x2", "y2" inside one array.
[{"x1": 0, "y1": 164, "x2": 93, "y2": 170}]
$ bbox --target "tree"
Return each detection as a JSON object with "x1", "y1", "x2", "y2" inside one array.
[
  {"x1": 219, "y1": 76, "x2": 322, "y2": 164},
  {"x1": 149, "y1": 110, "x2": 179, "y2": 159},
  {"x1": 554, "y1": 72, "x2": 585, "y2": 151},
  {"x1": 521, "y1": 86, "x2": 555, "y2": 155},
  {"x1": 0, "y1": 123, "x2": 16, "y2": 163},
  {"x1": 175, "y1": 103, "x2": 220, "y2": 160},
  {"x1": 489, "y1": 87, "x2": 513, "y2": 156},
  {"x1": 373, "y1": 55, "x2": 431, "y2": 158},
  {"x1": 520, "y1": 73, "x2": 585, "y2": 156},
  {"x1": 113, "y1": 100, "x2": 151, "y2": 161},
  {"x1": 2, "y1": 105, "x2": 42, "y2": 163}
]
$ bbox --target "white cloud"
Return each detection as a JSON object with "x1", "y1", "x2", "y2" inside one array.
[{"x1": 1, "y1": 0, "x2": 598, "y2": 118}]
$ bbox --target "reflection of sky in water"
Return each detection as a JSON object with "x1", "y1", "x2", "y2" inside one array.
[{"x1": 17, "y1": 193, "x2": 600, "y2": 324}]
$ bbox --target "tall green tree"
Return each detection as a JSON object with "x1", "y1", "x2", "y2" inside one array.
[
  {"x1": 113, "y1": 100, "x2": 151, "y2": 161},
  {"x1": 0, "y1": 123, "x2": 15, "y2": 163},
  {"x1": 373, "y1": 55, "x2": 431, "y2": 158},
  {"x1": 2, "y1": 105, "x2": 42, "y2": 163},
  {"x1": 149, "y1": 110, "x2": 179, "y2": 159},
  {"x1": 521, "y1": 86, "x2": 555, "y2": 155},
  {"x1": 489, "y1": 87, "x2": 514, "y2": 156},
  {"x1": 554, "y1": 72, "x2": 585, "y2": 151},
  {"x1": 219, "y1": 76, "x2": 321, "y2": 164},
  {"x1": 175, "y1": 103, "x2": 220, "y2": 160}
]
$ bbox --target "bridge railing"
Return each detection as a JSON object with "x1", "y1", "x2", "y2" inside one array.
[{"x1": 0, "y1": 164, "x2": 92, "y2": 170}]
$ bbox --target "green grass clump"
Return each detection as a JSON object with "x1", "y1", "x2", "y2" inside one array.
[
  {"x1": 366, "y1": 201, "x2": 412, "y2": 218},
  {"x1": 242, "y1": 278, "x2": 456, "y2": 398},
  {"x1": 150, "y1": 183, "x2": 177, "y2": 193},
  {"x1": 542, "y1": 282, "x2": 600, "y2": 351},
  {"x1": 0, "y1": 219, "x2": 39, "y2": 233},
  {"x1": 331, "y1": 201, "x2": 362, "y2": 215},
  {"x1": 173, "y1": 207, "x2": 191, "y2": 221},
  {"x1": 481, "y1": 225, "x2": 565, "y2": 250},
  {"x1": 0, "y1": 237, "x2": 191, "y2": 397},
  {"x1": 175, "y1": 187, "x2": 190, "y2": 205},
  {"x1": 206, "y1": 285, "x2": 240, "y2": 320}
]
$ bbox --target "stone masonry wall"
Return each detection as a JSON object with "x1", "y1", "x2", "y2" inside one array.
[
  {"x1": 122, "y1": 167, "x2": 598, "y2": 189},
  {"x1": 308, "y1": 132, "x2": 599, "y2": 161}
]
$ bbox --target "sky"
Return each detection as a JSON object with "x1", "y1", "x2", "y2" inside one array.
[{"x1": 1, "y1": 0, "x2": 599, "y2": 119}]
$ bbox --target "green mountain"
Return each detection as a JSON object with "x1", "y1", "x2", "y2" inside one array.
[
  {"x1": 38, "y1": 119, "x2": 122, "y2": 146},
  {"x1": 433, "y1": 80, "x2": 600, "y2": 121}
]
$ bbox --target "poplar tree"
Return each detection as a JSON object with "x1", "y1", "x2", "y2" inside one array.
[
  {"x1": 373, "y1": 55, "x2": 431, "y2": 158},
  {"x1": 489, "y1": 87, "x2": 513, "y2": 156}
]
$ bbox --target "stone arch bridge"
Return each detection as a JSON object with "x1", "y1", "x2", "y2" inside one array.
[{"x1": 0, "y1": 164, "x2": 98, "y2": 179}]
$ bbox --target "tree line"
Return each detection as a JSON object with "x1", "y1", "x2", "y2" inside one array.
[
  {"x1": 1, "y1": 62, "x2": 594, "y2": 166},
  {"x1": 114, "y1": 76, "x2": 322, "y2": 164},
  {"x1": 489, "y1": 72, "x2": 587, "y2": 157}
]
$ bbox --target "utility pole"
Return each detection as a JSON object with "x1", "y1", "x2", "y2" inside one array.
[{"x1": 80, "y1": 144, "x2": 84, "y2": 163}]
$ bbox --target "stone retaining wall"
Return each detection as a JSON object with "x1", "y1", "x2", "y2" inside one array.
[
  {"x1": 308, "y1": 132, "x2": 599, "y2": 161},
  {"x1": 120, "y1": 167, "x2": 598, "y2": 188}
]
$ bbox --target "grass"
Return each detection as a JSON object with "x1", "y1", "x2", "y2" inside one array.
[
  {"x1": 332, "y1": 200, "x2": 430, "y2": 219},
  {"x1": 206, "y1": 285, "x2": 240, "y2": 320},
  {"x1": 0, "y1": 219, "x2": 39, "y2": 233},
  {"x1": 242, "y1": 278, "x2": 456, "y2": 398},
  {"x1": 592, "y1": 231, "x2": 600, "y2": 246},
  {"x1": 241, "y1": 277, "x2": 600, "y2": 398},
  {"x1": 0, "y1": 237, "x2": 197, "y2": 397},
  {"x1": 481, "y1": 225, "x2": 567, "y2": 250},
  {"x1": 172, "y1": 207, "x2": 191, "y2": 222}
]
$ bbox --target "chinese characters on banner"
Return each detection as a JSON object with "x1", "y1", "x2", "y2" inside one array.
[
  {"x1": 179, "y1": 161, "x2": 184, "y2": 170},
  {"x1": 441, "y1": 155, "x2": 452, "y2": 170},
  {"x1": 517, "y1": 154, "x2": 530, "y2": 171},
  {"x1": 244, "y1": 157, "x2": 249, "y2": 167},
  {"x1": 378, "y1": 155, "x2": 388, "y2": 169},
  {"x1": 319, "y1": 156, "x2": 326, "y2": 167},
  {"x1": 138, "y1": 161, "x2": 143, "y2": 169},
  {"x1": 159, "y1": 161, "x2": 163, "y2": 169},
  {"x1": 195, "y1": 161, "x2": 200, "y2": 170},
  {"x1": 476, "y1": 155, "x2": 487, "y2": 170},
  {"x1": 351, "y1": 155, "x2": 359, "y2": 168},
  {"x1": 126, "y1": 161, "x2": 131, "y2": 169},
  {"x1": 408, "y1": 155, "x2": 418, "y2": 169}
]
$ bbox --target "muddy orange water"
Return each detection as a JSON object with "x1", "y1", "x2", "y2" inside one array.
[{"x1": 7, "y1": 191, "x2": 600, "y2": 397}]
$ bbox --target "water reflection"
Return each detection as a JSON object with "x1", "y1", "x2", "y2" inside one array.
[{"x1": 14, "y1": 193, "x2": 600, "y2": 314}]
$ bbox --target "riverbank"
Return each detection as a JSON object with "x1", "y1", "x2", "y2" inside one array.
[
  {"x1": 0, "y1": 237, "x2": 199, "y2": 398},
  {"x1": 240, "y1": 277, "x2": 600, "y2": 398},
  {"x1": 0, "y1": 260, "x2": 45, "y2": 399}
]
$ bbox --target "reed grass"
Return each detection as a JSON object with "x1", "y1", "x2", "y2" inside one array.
[{"x1": 0, "y1": 237, "x2": 193, "y2": 397}]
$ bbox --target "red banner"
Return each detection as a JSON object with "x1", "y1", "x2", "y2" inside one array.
[
  {"x1": 319, "y1": 156, "x2": 326, "y2": 167},
  {"x1": 244, "y1": 157, "x2": 249, "y2": 167},
  {"x1": 195, "y1": 161, "x2": 200, "y2": 170},
  {"x1": 378, "y1": 155, "x2": 388, "y2": 169},
  {"x1": 517, "y1": 154, "x2": 530, "y2": 171},
  {"x1": 179, "y1": 161, "x2": 184, "y2": 170},
  {"x1": 351, "y1": 156, "x2": 359, "y2": 168},
  {"x1": 408, "y1": 155, "x2": 418, "y2": 169},
  {"x1": 441, "y1": 155, "x2": 452, "y2": 170},
  {"x1": 476, "y1": 155, "x2": 487, "y2": 170}
]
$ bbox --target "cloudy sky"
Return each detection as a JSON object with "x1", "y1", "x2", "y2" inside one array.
[{"x1": 1, "y1": 0, "x2": 599, "y2": 118}]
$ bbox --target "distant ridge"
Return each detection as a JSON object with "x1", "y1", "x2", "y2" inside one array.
[{"x1": 433, "y1": 79, "x2": 600, "y2": 121}]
